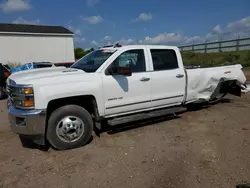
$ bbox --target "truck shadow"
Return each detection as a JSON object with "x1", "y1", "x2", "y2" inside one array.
[
  {"x1": 19, "y1": 136, "x2": 51, "y2": 151},
  {"x1": 100, "y1": 114, "x2": 181, "y2": 135},
  {"x1": 185, "y1": 98, "x2": 232, "y2": 112},
  {"x1": 19, "y1": 135, "x2": 94, "y2": 151},
  {"x1": 98, "y1": 98, "x2": 233, "y2": 135}
]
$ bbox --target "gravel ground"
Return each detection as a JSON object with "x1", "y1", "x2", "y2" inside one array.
[{"x1": 0, "y1": 75, "x2": 250, "y2": 188}]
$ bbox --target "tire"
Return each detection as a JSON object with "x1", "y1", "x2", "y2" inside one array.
[{"x1": 46, "y1": 105, "x2": 93, "y2": 150}]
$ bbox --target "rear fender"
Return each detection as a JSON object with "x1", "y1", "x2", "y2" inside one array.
[
  {"x1": 214, "y1": 80, "x2": 242, "y2": 98},
  {"x1": 224, "y1": 81, "x2": 242, "y2": 96}
]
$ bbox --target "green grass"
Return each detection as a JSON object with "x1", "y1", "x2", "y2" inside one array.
[{"x1": 181, "y1": 50, "x2": 250, "y2": 68}]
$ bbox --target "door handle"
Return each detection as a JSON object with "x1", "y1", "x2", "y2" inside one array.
[
  {"x1": 176, "y1": 74, "x2": 184, "y2": 78},
  {"x1": 140, "y1": 77, "x2": 150, "y2": 82}
]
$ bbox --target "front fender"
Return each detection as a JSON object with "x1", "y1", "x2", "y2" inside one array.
[{"x1": 33, "y1": 81, "x2": 105, "y2": 116}]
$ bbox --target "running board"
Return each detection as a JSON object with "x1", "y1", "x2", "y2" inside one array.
[{"x1": 108, "y1": 106, "x2": 187, "y2": 126}]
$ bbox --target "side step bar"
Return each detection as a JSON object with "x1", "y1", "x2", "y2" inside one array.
[{"x1": 108, "y1": 106, "x2": 187, "y2": 126}]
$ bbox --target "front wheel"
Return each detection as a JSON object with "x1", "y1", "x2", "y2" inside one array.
[{"x1": 46, "y1": 105, "x2": 93, "y2": 150}]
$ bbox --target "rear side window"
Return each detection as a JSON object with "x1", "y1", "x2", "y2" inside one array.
[{"x1": 150, "y1": 49, "x2": 178, "y2": 71}]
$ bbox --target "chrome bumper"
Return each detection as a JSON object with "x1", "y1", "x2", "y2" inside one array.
[{"x1": 8, "y1": 103, "x2": 46, "y2": 136}]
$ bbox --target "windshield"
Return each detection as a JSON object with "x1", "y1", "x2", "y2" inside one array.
[{"x1": 71, "y1": 49, "x2": 116, "y2": 72}]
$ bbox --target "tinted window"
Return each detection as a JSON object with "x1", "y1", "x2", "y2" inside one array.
[
  {"x1": 150, "y1": 49, "x2": 178, "y2": 71},
  {"x1": 108, "y1": 49, "x2": 146, "y2": 73}
]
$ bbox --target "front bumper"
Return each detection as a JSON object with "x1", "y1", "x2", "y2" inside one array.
[{"x1": 8, "y1": 102, "x2": 47, "y2": 144}]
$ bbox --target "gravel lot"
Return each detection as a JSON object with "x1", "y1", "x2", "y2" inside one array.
[{"x1": 0, "y1": 72, "x2": 250, "y2": 188}]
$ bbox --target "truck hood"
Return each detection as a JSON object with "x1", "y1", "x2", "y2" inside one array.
[{"x1": 8, "y1": 67, "x2": 85, "y2": 85}]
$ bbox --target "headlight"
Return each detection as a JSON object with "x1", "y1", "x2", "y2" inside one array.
[
  {"x1": 8, "y1": 84, "x2": 35, "y2": 109},
  {"x1": 17, "y1": 87, "x2": 33, "y2": 95}
]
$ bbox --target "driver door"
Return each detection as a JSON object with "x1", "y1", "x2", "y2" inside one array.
[{"x1": 102, "y1": 48, "x2": 151, "y2": 116}]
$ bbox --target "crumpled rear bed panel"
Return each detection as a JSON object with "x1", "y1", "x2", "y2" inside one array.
[{"x1": 185, "y1": 64, "x2": 247, "y2": 103}]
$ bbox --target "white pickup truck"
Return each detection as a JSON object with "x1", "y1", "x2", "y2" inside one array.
[{"x1": 6, "y1": 44, "x2": 250, "y2": 150}]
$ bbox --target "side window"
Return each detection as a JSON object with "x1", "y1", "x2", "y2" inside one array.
[
  {"x1": 150, "y1": 49, "x2": 178, "y2": 71},
  {"x1": 108, "y1": 49, "x2": 146, "y2": 73}
]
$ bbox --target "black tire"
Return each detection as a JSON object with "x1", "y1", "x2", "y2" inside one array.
[{"x1": 46, "y1": 105, "x2": 93, "y2": 150}]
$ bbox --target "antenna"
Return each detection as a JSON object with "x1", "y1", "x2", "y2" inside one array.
[{"x1": 114, "y1": 43, "x2": 122, "y2": 48}]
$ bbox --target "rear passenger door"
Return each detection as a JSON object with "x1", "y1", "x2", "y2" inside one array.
[{"x1": 148, "y1": 47, "x2": 186, "y2": 108}]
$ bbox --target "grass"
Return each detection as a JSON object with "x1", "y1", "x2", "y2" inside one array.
[{"x1": 181, "y1": 50, "x2": 250, "y2": 68}]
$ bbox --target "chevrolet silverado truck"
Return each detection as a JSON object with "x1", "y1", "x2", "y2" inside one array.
[{"x1": 6, "y1": 44, "x2": 250, "y2": 150}]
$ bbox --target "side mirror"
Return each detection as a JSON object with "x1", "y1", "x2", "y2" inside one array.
[
  {"x1": 118, "y1": 67, "x2": 132, "y2": 76},
  {"x1": 108, "y1": 66, "x2": 132, "y2": 76}
]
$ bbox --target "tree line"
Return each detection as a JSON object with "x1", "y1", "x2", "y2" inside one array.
[{"x1": 74, "y1": 48, "x2": 94, "y2": 60}]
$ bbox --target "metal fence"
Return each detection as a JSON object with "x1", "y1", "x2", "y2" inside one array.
[{"x1": 179, "y1": 37, "x2": 250, "y2": 53}]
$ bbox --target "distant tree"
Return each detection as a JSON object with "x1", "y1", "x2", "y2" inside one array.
[
  {"x1": 74, "y1": 48, "x2": 93, "y2": 60},
  {"x1": 74, "y1": 48, "x2": 85, "y2": 59},
  {"x1": 90, "y1": 48, "x2": 94, "y2": 52}
]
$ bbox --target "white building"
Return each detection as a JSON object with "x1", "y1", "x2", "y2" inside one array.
[{"x1": 0, "y1": 23, "x2": 75, "y2": 65}]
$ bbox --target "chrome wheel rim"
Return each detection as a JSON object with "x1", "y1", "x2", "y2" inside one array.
[{"x1": 56, "y1": 116, "x2": 84, "y2": 143}]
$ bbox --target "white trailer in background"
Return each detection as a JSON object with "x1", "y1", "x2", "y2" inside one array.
[{"x1": 0, "y1": 23, "x2": 75, "y2": 65}]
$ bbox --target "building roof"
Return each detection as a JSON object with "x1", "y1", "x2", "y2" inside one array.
[{"x1": 0, "y1": 23, "x2": 74, "y2": 35}]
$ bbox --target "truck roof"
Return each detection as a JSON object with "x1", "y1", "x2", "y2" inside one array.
[{"x1": 100, "y1": 44, "x2": 178, "y2": 51}]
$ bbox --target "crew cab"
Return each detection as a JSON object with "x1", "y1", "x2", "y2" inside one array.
[{"x1": 6, "y1": 44, "x2": 250, "y2": 150}]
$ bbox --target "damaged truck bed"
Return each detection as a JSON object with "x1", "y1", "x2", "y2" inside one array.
[{"x1": 185, "y1": 64, "x2": 249, "y2": 104}]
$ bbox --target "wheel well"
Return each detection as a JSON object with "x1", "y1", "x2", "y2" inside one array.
[
  {"x1": 46, "y1": 95, "x2": 100, "y2": 122},
  {"x1": 220, "y1": 80, "x2": 241, "y2": 96},
  {"x1": 210, "y1": 79, "x2": 241, "y2": 100}
]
